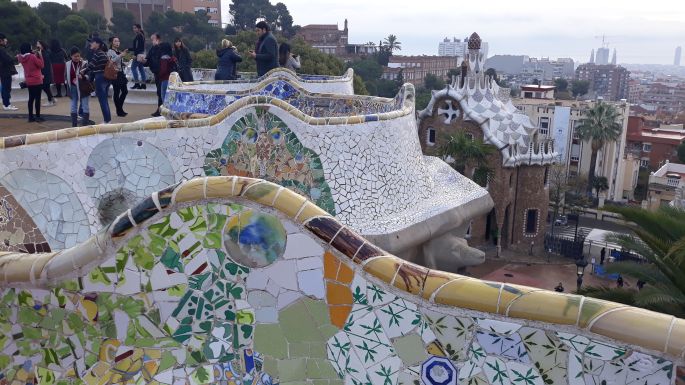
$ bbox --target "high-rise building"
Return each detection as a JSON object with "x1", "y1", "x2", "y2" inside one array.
[
  {"x1": 589, "y1": 49, "x2": 595, "y2": 64},
  {"x1": 73, "y1": 0, "x2": 222, "y2": 27},
  {"x1": 611, "y1": 49, "x2": 617, "y2": 65},
  {"x1": 676, "y1": 46, "x2": 682, "y2": 66},
  {"x1": 437, "y1": 36, "x2": 487, "y2": 59},
  {"x1": 596, "y1": 47, "x2": 610, "y2": 65},
  {"x1": 576, "y1": 63, "x2": 630, "y2": 101}
]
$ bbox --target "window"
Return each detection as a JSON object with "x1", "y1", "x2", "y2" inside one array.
[
  {"x1": 539, "y1": 117, "x2": 550, "y2": 136},
  {"x1": 509, "y1": 173, "x2": 513, "y2": 187},
  {"x1": 465, "y1": 221, "x2": 472, "y2": 239},
  {"x1": 640, "y1": 159, "x2": 649, "y2": 168},
  {"x1": 525, "y1": 209, "x2": 539, "y2": 234},
  {"x1": 427, "y1": 128, "x2": 436, "y2": 146},
  {"x1": 544, "y1": 166, "x2": 549, "y2": 186},
  {"x1": 642, "y1": 143, "x2": 652, "y2": 152}
]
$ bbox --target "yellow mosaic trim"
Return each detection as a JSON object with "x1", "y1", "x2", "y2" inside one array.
[
  {"x1": 0, "y1": 85, "x2": 415, "y2": 149},
  {"x1": 0, "y1": 176, "x2": 682, "y2": 358}
]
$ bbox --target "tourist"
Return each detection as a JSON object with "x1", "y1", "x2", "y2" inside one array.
[
  {"x1": 157, "y1": 42, "x2": 175, "y2": 105},
  {"x1": 173, "y1": 38, "x2": 193, "y2": 82},
  {"x1": 576, "y1": 275, "x2": 583, "y2": 291},
  {"x1": 85, "y1": 37, "x2": 111, "y2": 124},
  {"x1": 36, "y1": 41, "x2": 55, "y2": 107},
  {"x1": 249, "y1": 21, "x2": 278, "y2": 77},
  {"x1": 107, "y1": 36, "x2": 129, "y2": 117},
  {"x1": 554, "y1": 282, "x2": 564, "y2": 292},
  {"x1": 130, "y1": 24, "x2": 147, "y2": 89},
  {"x1": 144, "y1": 32, "x2": 163, "y2": 116},
  {"x1": 600, "y1": 247, "x2": 606, "y2": 265},
  {"x1": 278, "y1": 43, "x2": 300, "y2": 71},
  {"x1": 49, "y1": 39, "x2": 67, "y2": 98},
  {"x1": 616, "y1": 274, "x2": 624, "y2": 288},
  {"x1": 65, "y1": 46, "x2": 89, "y2": 127},
  {"x1": 0, "y1": 33, "x2": 18, "y2": 111},
  {"x1": 17, "y1": 43, "x2": 44, "y2": 122},
  {"x1": 215, "y1": 39, "x2": 242, "y2": 81},
  {"x1": 84, "y1": 32, "x2": 99, "y2": 62}
]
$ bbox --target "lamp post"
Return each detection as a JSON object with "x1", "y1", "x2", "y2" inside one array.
[{"x1": 576, "y1": 258, "x2": 588, "y2": 291}]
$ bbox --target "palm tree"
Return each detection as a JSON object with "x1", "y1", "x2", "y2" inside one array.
[
  {"x1": 383, "y1": 34, "x2": 402, "y2": 53},
  {"x1": 579, "y1": 205, "x2": 685, "y2": 317},
  {"x1": 592, "y1": 176, "x2": 609, "y2": 200},
  {"x1": 439, "y1": 131, "x2": 494, "y2": 186},
  {"x1": 575, "y1": 102, "x2": 622, "y2": 196}
]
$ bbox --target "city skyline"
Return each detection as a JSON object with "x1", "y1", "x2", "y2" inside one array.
[{"x1": 19, "y1": 0, "x2": 685, "y2": 65}]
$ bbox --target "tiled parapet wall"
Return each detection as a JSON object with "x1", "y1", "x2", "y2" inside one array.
[
  {"x1": 162, "y1": 72, "x2": 393, "y2": 119},
  {"x1": 173, "y1": 68, "x2": 355, "y2": 95},
  {"x1": 0, "y1": 176, "x2": 683, "y2": 385},
  {"x1": 0, "y1": 84, "x2": 489, "y2": 255}
]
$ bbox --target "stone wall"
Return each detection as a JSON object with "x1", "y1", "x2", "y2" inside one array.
[{"x1": 0, "y1": 177, "x2": 682, "y2": 385}]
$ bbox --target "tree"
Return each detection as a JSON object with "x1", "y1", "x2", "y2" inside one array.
[
  {"x1": 229, "y1": 0, "x2": 276, "y2": 31},
  {"x1": 352, "y1": 75, "x2": 368, "y2": 95},
  {"x1": 485, "y1": 68, "x2": 499, "y2": 83},
  {"x1": 56, "y1": 14, "x2": 89, "y2": 51},
  {"x1": 580, "y1": 206, "x2": 685, "y2": 317},
  {"x1": 575, "y1": 101, "x2": 622, "y2": 196},
  {"x1": 109, "y1": 7, "x2": 136, "y2": 47},
  {"x1": 273, "y1": 2, "x2": 295, "y2": 37},
  {"x1": 191, "y1": 49, "x2": 217, "y2": 69},
  {"x1": 0, "y1": 0, "x2": 49, "y2": 53},
  {"x1": 78, "y1": 9, "x2": 108, "y2": 36},
  {"x1": 678, "y1": 141, "x2": 685, "y2": 163},
  {"x1": 554, "y1": 78, "x2": 568, "y2": 92},
  {"x1": 571, "y1": 80, "x2": 590, "y2": 97},
  {"x1": 383, "y1": 34, "x2": 402, "y2": 53},
  {"x1": 35, "y1": 2, "x2": 73, "y2": 38},
  {"x1": 592, "y1": 176, "x2": 609, "y2": 200},
  {"x1": 548, "y1": 164, "x2": 568, "y2": 224},
  {"x1": 348, "y1": 58, "x2": 383, "y2": 82},
  {"x1": 424, "y1": 73, "x2": 445, "y2": 91},
  {"x1": 146, "y1": 9, "x2": 222, "y2": 51},
  {"x1": 447, "y1": 68, "x2": 460, "y2": 84},
  {"x1": 439, "y1": 131, "x2": 495, "y2": 185}
]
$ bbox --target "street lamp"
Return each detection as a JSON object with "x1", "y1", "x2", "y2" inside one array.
[{"x1": 575, "y1": 258, "x2": 588, "y2": 291}]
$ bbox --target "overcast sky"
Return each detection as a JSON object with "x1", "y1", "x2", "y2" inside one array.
[{"x1": 22, "y1": 0, "x2": 685, "y2": 65}]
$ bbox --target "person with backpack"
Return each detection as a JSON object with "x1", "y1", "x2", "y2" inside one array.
[
  {"x1": 0, "y1": 33, "x2": 18, "y2": 111},
  {"x1": 65, "y1": 46, "x2": 90, "y2": 127},
  {"x1": 215, "y1": 39, "x2": 242, "y2": 81},
  {"x1": 130, "y1": 24, "x2": 147, "y2": 89},
  {"x1": 16, "y1": 43, "x2": 44, "y2": 122},
  {"x1": 85, "y1": 37, "x2": 111, "y2": 124},
  {"x1": 108, "y1": 36, "x2": 129, "y2": 117},
  {"x1": 49, "y1": 39, "x2": 67, "y2": 98}
]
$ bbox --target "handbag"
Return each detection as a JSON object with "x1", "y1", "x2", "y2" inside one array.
[
  {"x1": 78, "y1": 77, "x2": 94, "y2": 95},
  {"x1": 104, "y1": 59, "x2": 118, "y2": 81}
]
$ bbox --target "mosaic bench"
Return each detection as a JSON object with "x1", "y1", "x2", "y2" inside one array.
[{"x1": 0, "y1": 176, "x2": 682, "y2": 385}]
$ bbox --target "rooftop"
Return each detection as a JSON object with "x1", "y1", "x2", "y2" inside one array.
[{"x1": 654, "y1": 161, "x2": 685, "y2": 178}]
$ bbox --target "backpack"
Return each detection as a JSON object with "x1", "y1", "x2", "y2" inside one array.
[{"x1": 104, "y1": 58, "x2": 118, "y2": 81}]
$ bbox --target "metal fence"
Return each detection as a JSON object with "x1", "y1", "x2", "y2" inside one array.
[{"x1": 544, "y1": 233, "x2": 585, "y2": 259}]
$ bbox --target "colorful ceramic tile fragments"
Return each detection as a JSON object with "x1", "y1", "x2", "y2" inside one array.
[{"x1": 0, "y1": 176, "x2": 683, "y2": 385}]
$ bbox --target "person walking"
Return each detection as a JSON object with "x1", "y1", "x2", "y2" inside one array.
[
  {"x1": 616, "y1": 274, "x2": 624, "y2": 288},
  {"x1": 108, "y1": 36, "x2": 129, "y2": 117},
  {"x1": 144, "y1": 32, "x2": 163, "y2": 116},
  {"x1": 173, "y1": 38, "x2": 193, "y2": 82},
  {"x1": 215, "y1": 39, "x2": 242, "y2": 81},
  {"x1": 249, "y1": 21, "x2": 278, "y2": 77},
  {"x1": 157, "y1": 42, "x2": 175, "y2": 105},
  {"x1": 17, "y1": 43, "x2": 44, "y2": 122},
  {"x1": 49, "y1": 39, "x2": 67, "y2": 98},
  {"x1": 36, "y1": 41, "x2": 55, "y2": 107},
  {"x1": 600, "y1": 247, "x2": 606, "y2": 265},
  {"x1": 85, "y1": 37, "x2": 111, "y2": 124},
  {"x1": 0, "y1": 33, "x2": 18, "y2": 111},
  {"x1": 130, "y1": 24, "x2": 147, "y2": 89},
  {"x1": 65, "y1": 47, "x2": 89, "y2": 127},
  {"x1": 278, "y1": 43, "x2": 300, "y2": 71}
]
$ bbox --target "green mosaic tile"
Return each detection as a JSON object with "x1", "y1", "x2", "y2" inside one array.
[
  {"x1": 254, "y1": 324, "x2": 288, "y2": 359},
  {"x1": 278, "y1": 358, "x2": 308, "y2": 382},
  {"x1": 393, "y1": 334, "x2": 429, "y2": 366}
]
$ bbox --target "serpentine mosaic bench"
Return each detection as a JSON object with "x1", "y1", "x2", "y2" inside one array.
[
  {"x1": 0, "y1": 177, "x2": 682, "y2": 385},
  {"x1": 162, "y1": 72, "x2": 393, "y2": 120},
  {"x1": 0, "y1": 80, "x2": 490, "y2": 270}
]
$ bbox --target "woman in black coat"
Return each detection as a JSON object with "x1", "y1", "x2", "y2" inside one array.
[
  {"x1": 215, "y1": 39, "x2": 242, "y2": 81},
  {"x1": 36, "y1": 40, "x2": 55, "y2": 106},
  {"x1": 173, "y1": 38, "x2": 193, "y2": 82}
]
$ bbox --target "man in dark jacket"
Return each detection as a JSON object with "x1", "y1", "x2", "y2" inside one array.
[
  {"x1": 0, "y1": 33, "x2": 18, "y2": 110},
  {"x1": 144, "y1": 32, "x2": 163, "y2": 116},
  {"x1": 249, "y1": 21, "x2": 278, "y2": 77}
]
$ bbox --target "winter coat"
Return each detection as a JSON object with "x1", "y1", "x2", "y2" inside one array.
[
  {"x1": 0, "y1": 46, "x2": 17, "y2": 77},
  {"x1": 255, "y1": 32, "x2": 278, "y2": 76},
  {"x1": 146, "y1": 44, "x2": 162, "y2": 74},
  {"x1": 132, "y1": 33, "x2": 145, "y2": 55},
  {"x1": 17, "y1": 53, "x2": 44, "y2": 86},
  {"x1": 40, "y1": 49, "x2": 53, "y2": 84},
  {"x1": 215, "y1": 47, "x2": 242, "y2": 81},
  {"x1": 174, "y1": 47, "x2": 193, "y2": 82}
]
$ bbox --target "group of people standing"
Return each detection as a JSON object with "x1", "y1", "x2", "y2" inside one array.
[
  {"x1": 0, "y1": 20, "x2": 303, "y2": 126},
  {"x1": 214, "y1": 21, "x2": 300, "y2": 81}
]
